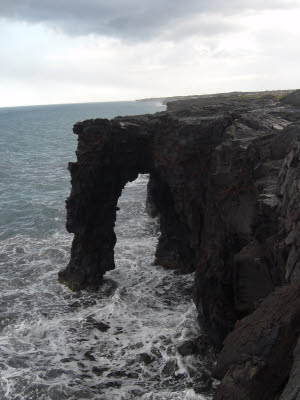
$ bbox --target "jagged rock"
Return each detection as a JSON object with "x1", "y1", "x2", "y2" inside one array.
[
  {"x1": 194, "y1": 370, "x2": 213, "y2": 393},
  {"x1": 214, "y1": 281, "x2": 300, "y2": 400},
  {"x1": 277, "y1": 135, "x2": 300, "y2": 284},
  {"x1": 161, "y1": 359, "x2": 179, "y2": 376},
  {"x1": 279, "y1": 336, "x2": 300, "y2": 400},
  {"x1": 59, "y1": 90, "x2": 300, "y2": 399},
  {"x1": 84, "y1": 351, "x2": 96, "y2": 361},
  {"x1": 138, "y1": 352, "x2": 153, "y2": 364},
  {"x1": 60, "y1": 89, "x2": 300, "y2": 343},
  {"x1": 233, "y1": 241, "x2": 275, "y2": 315},
  {"x1": 178, "y1": 340, "x2": 198, "y2": 356},
  {"x1": 86, "y1": 316, "x2": 110, "y2": 332},
  {"x1": 280, "y1": 89, "x2": 300, "y2": 106},
  {"x1": 92, "y1": 366, "x2": 109, "y2": 376}
]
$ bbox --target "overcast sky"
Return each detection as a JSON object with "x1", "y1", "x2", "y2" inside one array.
[{"x1": 1, "y1": 0, "x2": 300, "y2": 107}]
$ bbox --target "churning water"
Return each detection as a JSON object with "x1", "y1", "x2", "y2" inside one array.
[{"x1": 0, "y1": 101, "x2": 213, "y2": 399}]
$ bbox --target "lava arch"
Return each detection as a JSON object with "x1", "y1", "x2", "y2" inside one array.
[
  {"x1": 58, "y1": 115, "x2": 193, "y2": 291},
  {"x1": 59, "y1": 117, "x2": 152, "y2": 290},
  {"x1": 58, "y1": 92, "x2": 300, "y2": 399},
  {"x1": 59, "y1": 111, "x2": 234, "y2": 344},
  {"x1": 59, "y1": 102, "x2": 290, "y2": 349}
]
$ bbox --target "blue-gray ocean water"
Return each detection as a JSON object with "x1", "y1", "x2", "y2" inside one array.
[{"x1": 0, "y1": 101, "x2": 212, "y2": 400}]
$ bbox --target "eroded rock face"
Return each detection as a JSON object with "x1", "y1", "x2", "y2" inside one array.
[
  {"x1": 214, "y1": 281, "x2": 300, "y2": 400},
  {"x1": 60, "y1": 90, "x2": 300, "y2": 399},
  {"x1": 279, "y1": 336, "x2": 300, "y2": 400},
  {"x1": 281, "y1": 89, "x2": 300, "y2": 107},
  {"x1": 59, "y1": 117, "x2": 155, "y2": 290}
]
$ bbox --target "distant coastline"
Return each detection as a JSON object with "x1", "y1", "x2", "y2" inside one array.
[{"x1": 136, "y1": 89, "x2": 295, "y2": 106}]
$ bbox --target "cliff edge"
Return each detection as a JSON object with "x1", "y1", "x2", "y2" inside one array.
[{"x1": 59, "y1": 90, "x2": 300, "y2": 399}]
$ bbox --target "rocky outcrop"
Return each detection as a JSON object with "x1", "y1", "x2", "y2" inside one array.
[
  {"x1": 60, "y1": 90, "x2": 300, "y2": 399},
  {"x1": 279, "y1": 336, "x2": 300, "y2": 400},
  {"x1": 280, "y1": 89, "x2": 300, "y2": 107},
  {"x1": 214, "y1": 280, "x2": 300, "y2": 400}
]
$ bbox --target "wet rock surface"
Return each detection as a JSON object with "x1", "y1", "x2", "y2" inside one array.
[
  {"x1": 178, "y1": 339, "x2": 198, "y2": 356},
  {"x1": 138, "y1": 352, "x2": 154, "y2": 365},
  {"x1": 86, "y1": 316, "x2": 110, "y2": 332},
  {"x1": 60, "y1": 90, "x2": 300, "y2": 399}
]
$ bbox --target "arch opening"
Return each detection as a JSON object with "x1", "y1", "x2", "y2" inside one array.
[
  {"x1": 59, "y1": 116, "x2": 195, "y2": 292},
  {"x1": 113, "y1": 173, "x2": 160, "y2": 277}
]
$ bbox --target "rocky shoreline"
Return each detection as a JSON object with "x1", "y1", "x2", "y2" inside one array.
[{"x1": 59, "y1": 90, "x2": 300, "y2": 399}]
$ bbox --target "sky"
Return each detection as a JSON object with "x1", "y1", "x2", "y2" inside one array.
[{"x1": 1, "y1": 0, "x2": 300, "y2": 107}]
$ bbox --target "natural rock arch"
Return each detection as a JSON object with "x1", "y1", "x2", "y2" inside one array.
[
  {"x1": 59, "y1": 108, "x2": 242, "y2": 348},
  {"x1": 59, "y1": 93, "x2": 299, "y2": 350},
  {"x1": 59, "y1": 118, "x2": 152, "y2": 290},
  {"x1": 59, "y1": 91, "x2": 300, "y2": 400},
  {"x1": 58, "y1": 116, "x2": 195, "y2": 292}
]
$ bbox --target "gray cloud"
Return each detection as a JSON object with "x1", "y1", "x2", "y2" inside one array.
[{"x1": 0, "y1": 0, "x2": 298, "y2": 41}]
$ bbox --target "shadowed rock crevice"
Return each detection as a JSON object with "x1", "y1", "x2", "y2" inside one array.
[{"x1": 59, "y1": 90, "x2": 300, "y2": 400}]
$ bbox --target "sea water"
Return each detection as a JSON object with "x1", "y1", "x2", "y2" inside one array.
[{"x1": 0, "y1": 101, "x2": 213, "y2": 399}]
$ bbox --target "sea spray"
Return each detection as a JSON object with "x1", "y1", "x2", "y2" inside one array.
[{"x1": 0, "y1": 102, "x2": 213, "y2": 399}]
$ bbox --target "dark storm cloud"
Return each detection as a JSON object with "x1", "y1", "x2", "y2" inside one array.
[{"x1": 0, "y1": 0, "x2": 298, "y2": 40}]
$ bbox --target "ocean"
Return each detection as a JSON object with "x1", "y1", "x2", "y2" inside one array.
[{"x1": 0, "y1": 101, "x2": 212, "y2": 400}]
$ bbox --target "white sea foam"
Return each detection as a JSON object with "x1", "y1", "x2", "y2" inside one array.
[{"x1": 0, "y1": 102, "x2": 213, "y2": 399}]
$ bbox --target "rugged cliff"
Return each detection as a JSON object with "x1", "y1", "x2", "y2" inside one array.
[{"x1": 59, "y1": 90, "x2": 300, "y2": 399}]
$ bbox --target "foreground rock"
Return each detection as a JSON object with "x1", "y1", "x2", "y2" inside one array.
[
  {"x1": 59, "y1": 90, "x2": 300, "y2": 399},
  {"x1": 214, "y1": 281, "x2": 300, "y2": 400},
  {"x1": 279, "y1": 337, "x2": 300, "y2": 400}
]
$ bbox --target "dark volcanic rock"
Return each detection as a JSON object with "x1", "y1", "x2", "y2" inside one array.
[
  {"x1": 279, "y1": 336, "x2": 300, "y2": 400},
  {"x1": 84, "y1": 350, "x2": 96, "y2": 361},
  {"x1": 178, "y1": 339, "x2": 198, "y2": 356},
  {"x1": 138, "y1": 352, "x2": 153, "y2": 364},
  {"x1": 86, "y1": 316, "x2": 110, "y2": 332},
  {"x1": 214, "y1": 280, "x2": 300, "y2": 400},
  {"x1": 162, "y1": 358, "x2": 179, "y2": 376},
  {"x1": 281, "y1": 89, "x2": 300, "y2": 106},
  {"x1": 59, "y1": 89, "x2": 300, "y2": 399},
  {"x1": 194, "y1": 370, "x2": 213, "y2": 394},
  {"x1": 92, "y1": 366, "x2": 109, "y2": 376}
]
